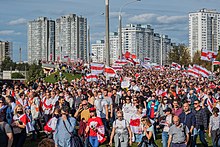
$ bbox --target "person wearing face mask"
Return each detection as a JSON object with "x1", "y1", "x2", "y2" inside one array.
[
  {"x1": 146, "y1": 94, "x2": 159, "y2": 120},
  {"x1": 12, "y1": 104, "x2": 29, "y2": 147},
  {"x1": 53, "y1": 106, "x2": 77, "y2": 147},
  {"x1": 44, "y1": 108, "x2": 61, "y2": 138},
  {"x1": 109, "y1": 110, "x2": 132, "y2": 147},
  {"x1": 156, "y1": 97, "x2": 172, "y2": 119}
]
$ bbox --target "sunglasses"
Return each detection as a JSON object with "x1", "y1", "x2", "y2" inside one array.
[
  {"x1": 194, "y1": 103, "x2": 199, "y2": 105},
  {"x1": 0, "y1": 102, "x2": 3, "y2": 104}
]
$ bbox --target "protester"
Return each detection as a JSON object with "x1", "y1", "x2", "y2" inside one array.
[
  {"x1": 109, "y1": 110, "x2": 132, "y2": 147},
  {"x1": 53, "y1": 106, "x2": 76, "y2": 147},
  {"x1": 209, "y1": 107, "x2": 220, "y2": 147},
  {"x1": 168, "y1": 116, "x2": 189, "y2": 147}
]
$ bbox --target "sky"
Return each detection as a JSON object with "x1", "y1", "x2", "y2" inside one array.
[{"x1": 0, "y1": 0, "x2": 220, "y2": 61}]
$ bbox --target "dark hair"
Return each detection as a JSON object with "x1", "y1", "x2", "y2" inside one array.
[
  {"x1": 38, "y1": 138, "x2": 55, "y2": 147},
  {"x1": 136, "y1": 104, "x2": 144, "y2": 109},
  {"x1": 61, "y1": 106, "x2": 70, "y2": 113},
  {"x1": 213, "y1": 107, "x2": 219, "y2": 114}
]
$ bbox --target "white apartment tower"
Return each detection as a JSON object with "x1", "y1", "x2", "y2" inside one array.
[
  {"x1": 189, "y1": 8, "x2": 220, "y2": 59},
  {"x1": 55, "y1": 14, "x2": 87, "y2": 62},
  {"x1": 91, "y1": 40, "x2": 105, "y2": 63},
  {"x1": 28, "y1": 17, "x2": 55, "y2": 64},
  {"x1": 122, "y1": 24, "x2": 144, "y2": 60},
  {"x1": 121, "y1": 24, "x2": 172, "y2": 65},
  {"x1": 110, "y1": 32, "x2": 119, "y2": 63},
  {"x1": 0, "y1": 41, "x2": 12, "y2": 62}
]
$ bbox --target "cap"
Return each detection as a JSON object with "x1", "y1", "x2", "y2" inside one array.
[
  {"x1": 163, "y1": 107, "x2": 172, "y2": 112},
  {"x1": 89, "y1": 107, "x2": 96, "y2": 112}
]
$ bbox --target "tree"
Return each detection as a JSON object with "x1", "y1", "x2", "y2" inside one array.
[
  {"x1": 27, "y1": 63, "x2": 45, "y2": 82},
  {"x1": 1, "y1": 57, "x2": 16, "y2": 71},
  {"x1": 168, "y1": 44, "x2": 191, "y2": 66},
  {"x1": 11, "y1": 72, "x2": 25, "y2": 79}
]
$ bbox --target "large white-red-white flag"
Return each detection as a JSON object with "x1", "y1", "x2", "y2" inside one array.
[
  {"x1": 201, "y1": 50, "x2": 218, "y2": 61},
  {"x1": 104, "y1": 67, "x2": 116, "y2": 77},
  {"x1": 85, "y1": 74, "x2": 98, "y2": 82},
  {"x1": 90, "y1": 63, "x2": 104, "y2": 74},
  {"x1": 187, "y1": 67, "x2": 200, "y2": 77},
  {"x1": 193, "y1": 64, "x2": 211, "y2": 77}
]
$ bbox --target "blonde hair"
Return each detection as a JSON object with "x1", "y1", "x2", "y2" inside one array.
[{"x1": 14, "y1": 104, "x2": 24, "y2": 115}]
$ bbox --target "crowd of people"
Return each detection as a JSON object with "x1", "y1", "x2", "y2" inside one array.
[{"x1": 0, "y1": 64, "x2": 220, "y2": 147}]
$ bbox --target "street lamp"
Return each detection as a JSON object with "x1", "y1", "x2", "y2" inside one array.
[{"x1": 118, "y1": 0, "x2": 141, "y2": 60}]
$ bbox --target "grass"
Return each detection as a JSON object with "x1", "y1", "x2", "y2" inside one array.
[
  {"x1": 44, "y1": 71, "x2": 81, "y2": 83},
  {"x1": 25, "y1": 132, "x2": 213, "y2": 147}
]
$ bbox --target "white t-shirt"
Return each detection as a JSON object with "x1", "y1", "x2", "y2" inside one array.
[
  {"x1": 94, "y1": 98, "x2": 108, "y2": 118},
  {"x1": 113, "y1": 119, "x2": 129, "y2": 134}
]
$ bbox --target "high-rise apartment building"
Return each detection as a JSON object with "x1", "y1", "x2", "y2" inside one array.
[
  {"x1": 28, "y1": 17, "x2": 55, "y2": 64},
  {"x1": 91, "y1": 40, "x2": 105, "y2": 63},
  {"x1": 55, "y1": 14, "x2": 87, "y2": 62},
  {"x1": 122, "y1": 24, "x2": 172, "y2": 65},
  {"x1": 189, "y1": 8, "x2": 220, "y2": 59},
  {"x1": 0, "y1": 41, "x2": 12, "y2": 62}
]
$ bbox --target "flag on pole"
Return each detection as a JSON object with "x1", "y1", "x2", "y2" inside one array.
[
  {"x1": 85, "y1": 74, "x2": 98, "y2": 82},
  {"x1": 114, "y1": 59, "x2": 128, "y2": 66},
  {"x1": 90, "y1": 63, "x2": 104, "y2": 74},
  {"x1": 111, "y1": 65, "x2": 123, "y2": 71},
  {"x1": 104, "y1": 67, "x2": 116, "y2": 77},
  {"x1": 201, "y1": 50, "x2": 218, "y2": 61},
  {"x1": 193, "y1": 64, "x2": 211, "y2": 77},
  {"x1": 171, "y1": 62, "x2": 181, "y2": 70},
  {"x1": 213, "y1": 61, "x2": 220, "y2": 65}
]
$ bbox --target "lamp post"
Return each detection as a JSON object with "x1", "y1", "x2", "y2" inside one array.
[
  {"x1": 118, "y1": 0, "x2": 141, "y2": 60},
  {"x1": 105, "y1": 0, "x2": 110, "y2": 66}
]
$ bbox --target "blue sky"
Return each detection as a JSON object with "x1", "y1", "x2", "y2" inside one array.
[{"x1": 0, "y1": 0, "x2": 219, "y2": 61}]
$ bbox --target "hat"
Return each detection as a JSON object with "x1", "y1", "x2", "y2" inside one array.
[
  {"x1": 89, "y1": 107, "x2": 96, "y2": 112},
  {"x1": 163, "y1": 107, "x2": 172, "y2": 112}
]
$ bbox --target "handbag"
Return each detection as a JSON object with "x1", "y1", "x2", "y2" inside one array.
[{"x1": 63, "y1": 118, "x2": 84, "y2": 147}]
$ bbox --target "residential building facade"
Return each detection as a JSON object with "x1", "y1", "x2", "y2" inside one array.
[
  {"x1": 0, "y1": 41, "x2": 12, "y2": 62},
  {"x1": 28, "y1": 17, "x2": 55, "y2": 64},
  {"x1": 189, "y1": 8, "x2": 220, "y2": 59},
  {"x1": 91, "y1": 40, "x2": 105, "y2": 63}
]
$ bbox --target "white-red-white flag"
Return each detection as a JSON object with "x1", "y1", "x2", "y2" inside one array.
[
  {"x1": 193, "y1": 64, "x2": 211, "y2": 77},
  {"x1": 104, "y1": 67, "x2": 116, "y2": 77},
  {"x1": 187, "y1": 68, "x2": 200, "y2": 77},
  {"x1": 114, "y1": 59, "x2": 128, "y2": 66},
  {"x1": 111, "y1": 65, "x2": 123, "y2": 71},
  {"x1": 90, "y1": 63, "x2": 104, "y2": 74},
  {"x1": 85, "y1": 74, "x2": 98, "y2": 82},
  {"x1": 213, "y1": 61, "x2": 220, "y2": 65},
  {"x1": 201, "y1": 50, "x2": 218, "y2": 61},
  {"x1": 171, "y1": 62, "x2": 181, "y2": 70}
]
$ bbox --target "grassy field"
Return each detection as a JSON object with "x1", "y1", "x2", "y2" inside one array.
[
  {"x1": 25, "y1": 132, "x2": 213, "y2": 147},
  {"x1": 44, "y1": 72, "x2": 81, "y2": 83}
]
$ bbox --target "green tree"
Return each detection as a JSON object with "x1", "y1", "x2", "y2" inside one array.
[
  {"x1": 1, "y1": 57, "x2": 16, "y2": 71},
  {"x1": 168, "y1": 44, "x2": 191, "y2": 66},
  {"x1": 11, "y1": 72, "x2": 25, "y2": 79},
  {"x1": 27, "y1": 63, "x2": 45, "y2": 82}
]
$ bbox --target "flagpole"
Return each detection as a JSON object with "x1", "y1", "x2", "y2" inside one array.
[{"x1": 211, "y1": 17, "x2": 214, "y2": 74}]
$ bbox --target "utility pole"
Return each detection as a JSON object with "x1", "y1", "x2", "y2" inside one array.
[
  {"x1": 88, "y1": 25, "x2": 91, "y2": 64},
  {"x1": 105, "y1": 0, "x2": 110, "y2": 66},
  {"x1": 160, "y1": 35, "x2": 163, "y2": 66},
  {"x1": 211, "y1": 17, "x2": 214, "y2": 73},
  {"x1": 19, "y1": 47, "x2": 22, "y2": 63}
]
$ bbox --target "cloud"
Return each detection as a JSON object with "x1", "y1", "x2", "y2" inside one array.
[
  {"x1": 8, "y1": 18, "x2": 27, "y2": 25},
  {"x1": 110, "y1": 12, "x2": 127, "y2": 18},
  {"x1": 91, "y1": 32, "x2": 105, "y2": 43},
  {"x1": 0, "y1": 30, "x2": 21, "y2": 35},
  {"x1": 128, "y1": 13, "x2": 157, "y2": 24},
  {"x1": 128, "y1": 13, "x2": 187, "y2": 25}
]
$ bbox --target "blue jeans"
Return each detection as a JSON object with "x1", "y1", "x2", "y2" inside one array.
[
  {"x1": 162, "y1": 131, "x2": 169, "y2": 147},
  {"x1": 192, "y1": 129, "x2": 208, "y2": 147},
  {"x1": 89, "y1": 136, "x2": 99, "y2": 147}
]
